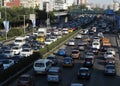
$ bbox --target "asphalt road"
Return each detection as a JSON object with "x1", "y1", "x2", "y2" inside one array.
[{"x1": 8, "y1": 32, "x2": 120, "y2": 86}]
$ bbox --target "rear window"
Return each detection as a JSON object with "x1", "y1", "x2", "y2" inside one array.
[
  {"x1": 19, "y1": 76, "x2": 30, "y2": 81},
  {"x1": 35, "y1": 63, "x2": 44, "y2": 67},
  {"x1": 72, "y1": 51, "x2": 79, "y2": 54}
]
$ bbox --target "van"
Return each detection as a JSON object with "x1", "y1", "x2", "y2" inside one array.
[{"x1": 33, "y1": 59, "x2": 52, "y2": 74}]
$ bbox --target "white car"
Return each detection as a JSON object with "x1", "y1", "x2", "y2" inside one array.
[
  {"x1": 0, "y1": 59, "x2": 15, "y2": 70},
  {"x1": 104, "y1": 51, "x2": 114, "y2": 59},
  {"x1": 92, "y1": 41, "x2": 101, "y2": 50},
  {"x1": 50, "y1": 36, "x2": 57, "y2": 42},
  {"x1": 12, "y1": 46, "x2": 22, "y2": 55},
  {"x1": 3, "y1": 50, "x2": 14, "y2": 58},
  {"x1": 68, "y1": 39, "x2": 75, "y2": 46},
  {"x1": 75, "y1": 34, "x2": 82, "y2": 39},
  {"x1": 44, "y1": 39, "x2": 53, "y2": 45},
  {"x1": 107, "y1": 48, "x2": 115, "y2": 56},
  {"x1": 20, "y1": 48, "x2": 33, "y2": 57},
  {"x1": 98, "y1": 32, "x2": 104, "y2": 38}
]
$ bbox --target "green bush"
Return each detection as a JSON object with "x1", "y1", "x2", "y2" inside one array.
[
  {"x1": 0, "y1": 52, "x2": 40, "y2": 84},
  {"x1": 7, "y1": 28, "x2": 23, "y2": 37}
]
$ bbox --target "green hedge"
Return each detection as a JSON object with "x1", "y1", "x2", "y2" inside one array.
[
  {"x1": 39, "y1": 31, "x2": 77, "y2": 57},
  {"x1": 0, "y1": 52, "x2": 40, "y2": 84}
]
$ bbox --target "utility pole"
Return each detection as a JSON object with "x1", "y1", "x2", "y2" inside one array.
[{"x1": 23, "y1": 15, "x2": 26, "y2": 34}]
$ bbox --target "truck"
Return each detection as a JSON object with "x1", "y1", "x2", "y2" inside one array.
[
  {"x1": 102, "y1": 38, "x2": 111, "y2": 47},
  {"x1": 36, "y1": 28, "x2": 47, "y2": 42},
  {"x1": 37, "y1": 28, "x2": 47, "y2": 37}
]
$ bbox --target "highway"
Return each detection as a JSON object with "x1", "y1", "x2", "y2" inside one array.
[{"x1": 8, "y1": 32, "x2": 120, "y2": 86}]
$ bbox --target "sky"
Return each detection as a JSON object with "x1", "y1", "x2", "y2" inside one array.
[{"x1": 88, "y1": 0, "x2": 120, "y2": 6}]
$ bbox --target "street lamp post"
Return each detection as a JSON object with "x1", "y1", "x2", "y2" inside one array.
[{"x1": 23, "y1": 15, "x2": 26, "y2": 34}]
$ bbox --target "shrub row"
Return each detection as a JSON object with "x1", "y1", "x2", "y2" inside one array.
[
  {"x1": 0, "y1": 52, "x2": 40, "y2": 84},
  {"x1": 0, "y1": 30, "x2": 77, "y2": 85},
  {"x1": 0, "y1": 18, "x2": 96, "y2": 85},
  {"x1": 39, "y1": 30, "x2": 77, "y2": 57}
]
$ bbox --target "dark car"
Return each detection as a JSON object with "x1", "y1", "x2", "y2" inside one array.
[
  {"x1": 77, "y1": 67, "x2": 91, "y2": 79},
  {"x1": 91, "y1": 48, "x2": 99, "y2": 54},
  {"x1": 17, "y1": 74, "x2": 35, "y2": 86},
  {"x1": 62, "y1": 57, "x2": 74, "y2": 67},
  {"x1": 57, "y1": 49, "x2": 66, "y2": 56},
  {"x1": 105, "y1": 58, "x2": 115, "y2": 64},
  {"x1": 104, "y1": 64, "x2": 116, "y2": 76},
  {"x1": 47, "y1": 55, "x2": 57, "y2": 65},
  {"x1": 84, "y1": 57, "x2": 94, "y2": 67},
  {"x1": 101, "y1": 46, "x2": 109, "y2": 52}
]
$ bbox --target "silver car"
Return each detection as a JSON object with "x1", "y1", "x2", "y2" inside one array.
[{"x1": 47, "y1": 67, "x2": 61, "y2": 83}]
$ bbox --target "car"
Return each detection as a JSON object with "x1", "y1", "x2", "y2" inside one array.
[
  {"x1": 98, "y1": 32, "x2": 104, "y2": 38},
  {"x1": 33, "y1": 59, "x2": 52, "y2": 74},
  {"x1": 84, "y1": 56, "x2": 94, "y2": 67},
  {"x1": 68, "y1": 39, "x2": 75, "y2": 46},
  {"x1": 107, "y1": 48, "x2": 115, "y2": 56},
  {"x1": 44, "y1": 39, "x2": 53, "y2": 45},
  {"x1": 50, "y1": 36, "x2": 57, "y2": 42},
  {"x1": 3, "y1": 50, "x2": 14, "y2": 58},
  {"x1": 71, "y1": 83, "x2": 84, "y2": 86},
  {"x1": 71, "y1": 50, "x2": 80, "y2": 59},
  {"x1": 47, "y1": 67, "x2": 61, "y2": 83},
  {"x1": 0, "y1": 59, "x2": 15, "y2": 70},
  {"x1": 12, "y1": 46, "x2": 22, "y2": 55},
  {"x1": 62, "y1": 57, "x2": 74, "y2": 67},
  {"x1": 57, "y1": 49, "x2": 66, "y2": 56},
  {"x1": 47, "y1": 55, "x2": 57, "y2": 65},
  {"x1": 75, "y1": 34, "x2": 82, "y2": 39},
  {"x1": 77, "y1": 67, "x2": 91, "y2": 79},
  {"x1": 105, "y1": 58, "x2": 115, "y2": 64},
  {"x1": 104, "y1": 64, "x2": 116, "y2": 76},
  {"x1": 92, "y1": 41, "x2": 101, "y2": 50},
  {"x1": 101, "y1": 45, "x2": 109, "y2": 52},
  {"x1": 20, "y1": 48, "x2": 33, "y2": 57},
  {"x1": 104, "y1": 51, "x2": 114, "y2": 59},
  {"x1": 91, "y1": 48, "x2": 99, "y2": 54},
  {"x1": 17, "y1": 74, "x2": 35, "y2": 86},
  {"x1": 78, "y1": 43, "x2": 85, "y2": 51}
]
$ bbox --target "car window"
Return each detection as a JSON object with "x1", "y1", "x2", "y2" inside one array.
[{"x1": 35, "y1": 63, "x2": 44, "y2": 67}]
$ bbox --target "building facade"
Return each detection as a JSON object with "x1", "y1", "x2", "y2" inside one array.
[{"x1": 4, "y1": 0, "x2": 20, "y2": 7}]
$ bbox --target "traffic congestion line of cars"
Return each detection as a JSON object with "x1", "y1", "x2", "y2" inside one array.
[
  {"x1": 24, "y1": 17, "x2": 118, "y2": 86},
  {"x1": 13, "y1": 15, "x2": 97, "y2": 86}
]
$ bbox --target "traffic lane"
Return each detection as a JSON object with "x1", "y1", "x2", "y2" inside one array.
[{"x1": 70, "y1": 33, "x2": 120, "y2": 86}]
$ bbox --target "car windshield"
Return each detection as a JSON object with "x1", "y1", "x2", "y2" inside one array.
[
  {"x1": 64, "y1": 58, "x2": 72, "y2": 62},
  {"x1": 35, "y1": 63, "x2": 44, "y2": 67},
  {"x1": 4, "y1": 51, "x2": 11, "y2": 53},
  {"x1": 93, "y1": 43, "x2": 99, "y2": 45},
  {"x1": 47, "y1": 56, "x2": 55, "y2": 60},
  {"x1": 15, "y1": 40, "x2": 22, "y2": 42},
  {"x1": 80, "y1": 69, "x2": 88, "y2": 73},
  {"x1": 19, "y1": 76, "x2": 30, "y2": 81},
  {"x1": 106, "y1": 66, "x2": 115, "y2": 69},
  {"x1": 48, "y1": 71, "x2": 58, "y2": 75},
  {"x1": 72, "y1": 51, "x2": 78, "y2": 54},
  {"x1": 22, "y1": 49, "x2": 30, "y2": 52},
  {"x1": 85, "y1": 58, "x2": 93, "y2": 61},
  {"x1": 13, "y1": 47, "x2": 19, "y2": 50}
]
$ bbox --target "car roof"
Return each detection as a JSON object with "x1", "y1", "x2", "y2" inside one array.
[
  {"x1": 71, "y1": 83, "x2": 84, "y2": 86},
  {"x1": 48, "y1": 67, "x2": 60, "y2": 72},
  {"x1": 80, "y1": 67, "x2": 89, "y2": 70}
]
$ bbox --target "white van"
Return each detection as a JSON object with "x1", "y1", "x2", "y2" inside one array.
[
  {"x1": 33, "y1": 59, "x2": 52, "y2": 74},
  {"x1": 92, "y1": 41, "x2": 101, "y2": 50},
  {"x1": 14, "y1": 37, "x2": 26, "y2": 47}
]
